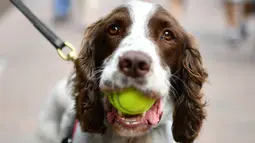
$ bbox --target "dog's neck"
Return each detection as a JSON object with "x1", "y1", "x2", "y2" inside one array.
[
  {"x1": 91, "y1": 122, "x2": 174, "y2": 143},
  {"x1": 103, "y1": 128, "x2": 152, "y2": 143},
  {"x1": 73, "y1": 121, "x2": 175, "y2": 143}
]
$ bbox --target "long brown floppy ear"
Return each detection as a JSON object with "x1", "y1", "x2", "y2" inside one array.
[
  {"x1": 171, "y1": 35, "x2": 208, "y2": 143},
  {"x1": 72, "y1": 19, "x2": 107, "y2": 134}
]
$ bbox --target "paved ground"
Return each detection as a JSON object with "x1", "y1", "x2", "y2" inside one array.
[{"x1": 0, "y1": 0, "x2": 255, "y2": 143}]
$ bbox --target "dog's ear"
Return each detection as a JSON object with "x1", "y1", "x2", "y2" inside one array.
[
  {"x1": 171, "y1": 35, "x2": 208, "y2": 143},
  {"x1": 73, "y1": 19, "x2": 106, "y2": 134}
]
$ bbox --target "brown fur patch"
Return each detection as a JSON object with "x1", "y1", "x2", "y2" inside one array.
[
  {"x1": 148, "y1": 6, "x2": 208, "y2": 143},
  {"x1": 73, "y1": 6, "x2": 132, "y2": 134}
]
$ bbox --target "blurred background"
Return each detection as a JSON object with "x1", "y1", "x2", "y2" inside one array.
[{"x1": 0, "y1": 0, "x2": 254, "y2": 142}]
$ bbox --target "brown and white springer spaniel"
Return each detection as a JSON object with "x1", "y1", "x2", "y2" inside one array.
[{"x1": 36, "y1": 1, "x2": 208, "y2": 143}]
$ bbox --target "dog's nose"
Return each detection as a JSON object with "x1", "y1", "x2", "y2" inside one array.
[{"x1": 119, "y1": 51, "x2": 151, "y2": 78}]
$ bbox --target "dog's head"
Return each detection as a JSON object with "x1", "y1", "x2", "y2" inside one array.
[{"x1": 73, "y1": 1, "x2": 208, "y2": 142}]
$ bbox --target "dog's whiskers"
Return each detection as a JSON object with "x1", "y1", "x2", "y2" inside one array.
[{"x1": 88, "y1": 67, "x2": 104, "y2": 81}]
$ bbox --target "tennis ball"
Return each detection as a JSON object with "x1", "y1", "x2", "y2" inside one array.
[{"x1": 106, "y1": 88, "x2": 155, "y2": 115}]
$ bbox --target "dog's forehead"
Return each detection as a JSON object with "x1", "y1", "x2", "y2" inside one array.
[
  {"x1": 126, "y1": 1, "x2": 157, "y2": 18},
  {"x1": 125, "y1": 1, "x2": 157, "y2": 29}
]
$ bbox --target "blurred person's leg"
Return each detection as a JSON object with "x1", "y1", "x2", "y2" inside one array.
[
  {"x1": 53, "y1": 0, "x2": 71, "y2": 21},
  {"x1": 169, "y1": 0, "x2": 184, "y2": 21},
  {"x1": 241, "y1": 0, "x2": 255, "y2": 38},
  {"x1": 225, "y1": 1, "x2": 240, "y2": 28},
  {"x1": 53, "y1": 0, "x2": 71, "y2": 20},
  {"x1": 243, "y1": 0, "x2": 255, "y2": 16},
  {"x1": 224, "y1": 0, "x2": 249, "y2": 41}
]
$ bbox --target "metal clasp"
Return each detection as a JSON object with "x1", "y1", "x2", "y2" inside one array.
[{"x1": 57, "y1": 42, "x2": 77, "y2": 62}]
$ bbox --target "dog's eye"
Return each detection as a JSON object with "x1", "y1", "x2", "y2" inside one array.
[
  {"x1": 107, "y1": 24, "x2": 120, "y2": 36},
  {"x1": 161, "y1": 29, "x2": 174, "y2": 41}
]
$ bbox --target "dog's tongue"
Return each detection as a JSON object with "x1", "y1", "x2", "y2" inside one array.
[{"x1": 144, "y1": 99, "x2": 163, "y2": 125}]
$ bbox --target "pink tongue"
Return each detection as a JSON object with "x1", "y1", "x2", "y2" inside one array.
[{"x1": 144, "y1": 99, "x2": 163, "y2": 125}]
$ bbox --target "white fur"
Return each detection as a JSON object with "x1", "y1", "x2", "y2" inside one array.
[
  {"x1": 35, "y1": 78, "x2": 75, "y2": 143},
  {"x1": 99, "y1": 0, "x2": 171, "y2": 98}
]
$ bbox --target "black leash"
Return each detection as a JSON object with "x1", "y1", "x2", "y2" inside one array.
[
  {"x1": 9, "y1": 0, "x2": 77, "y2": 61},
  {"x1": 9, "y1": 0, "x2": 77, "y2": 142}
]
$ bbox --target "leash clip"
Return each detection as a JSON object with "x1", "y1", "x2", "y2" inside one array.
[{"x1": 57, "y1": 42, "x2": 77, "y2": 61}]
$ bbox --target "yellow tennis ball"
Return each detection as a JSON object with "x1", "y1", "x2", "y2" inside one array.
[{"x1": 106, "y1": 88, "x2": 155, "y2": 115}]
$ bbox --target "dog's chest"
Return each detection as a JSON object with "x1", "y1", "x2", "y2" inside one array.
[{"x1": 72, "y1": 123, "x2": 175, "y2": 143}]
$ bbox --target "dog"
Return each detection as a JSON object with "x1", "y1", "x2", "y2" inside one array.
[{"x1": 36, "y1": 1, "x2": 208, "y2": 143}]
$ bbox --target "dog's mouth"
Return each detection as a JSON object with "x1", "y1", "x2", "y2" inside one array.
[{"x1": 106, "y1": 97, "x2": 163, "y2": 129}]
